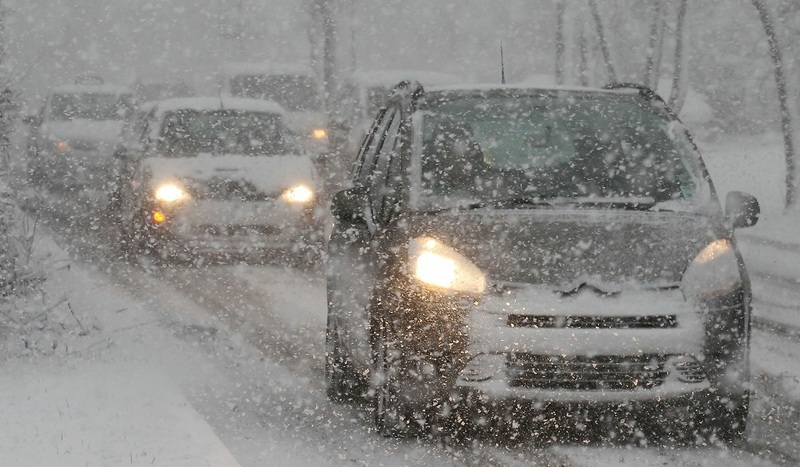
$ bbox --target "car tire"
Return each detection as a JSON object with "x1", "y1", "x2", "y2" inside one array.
[
  {"x1": 372, "y1": 313, "x2": 420, "y2": 438},
  {"x1": 695, "y1": 392, "x2": 749, "y2": 443},
  {"x1": 325, "y1": 314, "x2": 360, "y2": 403}
]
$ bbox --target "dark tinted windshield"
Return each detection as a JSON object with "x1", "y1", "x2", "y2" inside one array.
[
  {"x1": 50, "y1": 92, "x2": 134, "y2": 121},
  {"x1": 157, "y1": 110, "x2": 286, "y2": 156},
  {"x1": 417, "y1": 93, "x2": 706, "y2": 206},
  {"x1": 229, "y1": 74, "x2": 320, "y2": 111}
]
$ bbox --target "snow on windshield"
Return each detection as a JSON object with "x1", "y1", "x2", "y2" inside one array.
[
  {"x1": 157, "y1": 110, "x2": 287, "y2": 155},
  {"x1": 50, "y1": 92, "x2": 134, "y2": 121},
  {"x1": 416, "y1": 92, "x2": 706, "y2": 207}
]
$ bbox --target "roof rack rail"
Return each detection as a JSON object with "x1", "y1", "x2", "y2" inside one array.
[
  {"x1": 604, "y1": 82, "x2": 665, "y2": 104},
  {"x1": 604, "y1": 82, "x2": 688, "y2": 126}
]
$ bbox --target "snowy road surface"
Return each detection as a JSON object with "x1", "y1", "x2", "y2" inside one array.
[
  {"x1": 14, "y1": 192, "x2": 796, "y2": 467},
  {"x1": 4, "y1": 132, "x2": 799, "y2": 466}
]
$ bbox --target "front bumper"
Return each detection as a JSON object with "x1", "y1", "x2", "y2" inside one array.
[
  {"x1": 143, "y1": 199, "x2": 324, "y2": 255},
  {"x1": 399, "y1": 284, "x2": 746, "y2": 407}
]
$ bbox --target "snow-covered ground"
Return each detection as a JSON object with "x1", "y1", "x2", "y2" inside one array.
[{"x1": 2, "y1": 131, "x2": 800, "y2": 466}]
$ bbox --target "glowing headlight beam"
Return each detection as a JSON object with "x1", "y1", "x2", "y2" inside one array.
[
  {"x1": 410, "y1": 237, "x2": 486, "y2": 296},
  {"x1": 416, "y1": 252, "x2": 457, "y2": 289},
  {"x1": 154, "y1": 184, "x2": 186, "y2": 203},
  {"x1": 282, "y1": 185, "x2": 314, "y2": 203},
  {"x1": 311, "y1": 128, "x2": 328, "y2": 140}
]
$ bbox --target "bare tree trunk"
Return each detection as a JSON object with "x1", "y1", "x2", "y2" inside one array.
[
  {"x1": 643, "y1": 0, "x2": 662, "y2": 88},
  {"x1": 587, "y1": 0, "x2": 616, "y2": 83},
  {"x1": 578, "y1": 25, "x2": 590, "y2": 87},
  {"x1": 668, "y1": 0, "x2": 689, "y2": 113},
  {"x1": 312, "y1": 0, "x2": 337, "y2": 116},
  {"x1": 555, "y1": 0, "x2": 566, "y2": 85},
  {"x1": 752, "y1": 0, "x2": 795, "y2": 209}
]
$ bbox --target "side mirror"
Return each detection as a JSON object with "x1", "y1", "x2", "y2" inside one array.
[
  {"x1": 331, "y1": 186, "x2": 369, "y2": 224},
  {"x1": 725, "y1": 191, "x2": 760, "y2": 230}
]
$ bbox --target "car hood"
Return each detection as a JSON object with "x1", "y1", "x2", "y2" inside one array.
[
  {"x1": 144, "y1": 153, "x2": 318, "y2": 199},
  {"x1": 411, "y1": 209, "x2": 721, "y2": 287},
  {"x1": 40, "y1": 120, "x2": 124, "y2": 146}
]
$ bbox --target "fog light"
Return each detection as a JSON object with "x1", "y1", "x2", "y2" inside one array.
[
  {"x1": 152, "y1": 210, "x2": 166, "y2": 224},
  {"x1": 311, "y1": 128, "x2": 328, "y2": 140}
]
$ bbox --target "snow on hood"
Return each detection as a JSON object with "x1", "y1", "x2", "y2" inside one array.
[
  {"x1": 40, "y1": 120, "x2": 124, "y2": 145},
  {"x1": 143, "y1": 153, "x2": 318, "y2": 196},
  {"x1": 412, "y1": 209, "x2": 720, "y2": 287}
]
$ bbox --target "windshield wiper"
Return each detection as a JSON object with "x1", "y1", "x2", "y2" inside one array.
[{"x1": 491, "y1": 196, "x2": 657, "y2": 210}]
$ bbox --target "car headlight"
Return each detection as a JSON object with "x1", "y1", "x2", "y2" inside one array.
[
  {"x1": 311, "y1": 128, "x2": 328, "y2": 140},
  {"x1": 282, "y1": 184, "x2": 315, "y2": 203},
  {"x1": 55, "y1": 140, "x2": 70, "y2": 153},
  {"x1": 154, "y1": 183, "x2": 187, "y2": 203},
  {"x1": 682, "y1": 238, "x2": 742, "y2": 301},
  {"x1": 409, "y1": 237, "x2": 486, "y2": 296}
]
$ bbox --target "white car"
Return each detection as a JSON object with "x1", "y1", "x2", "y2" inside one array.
[
  {"x1": 113, "y1": 97, "x2": 324, "y2": 262},
  {"x1": 26, "y1": 78, "x2": 135, "y2": 194}
]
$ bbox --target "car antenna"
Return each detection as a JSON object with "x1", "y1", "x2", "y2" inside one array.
[{"x1": 500, "y1": 42, "x2": 506, "y2": 84}]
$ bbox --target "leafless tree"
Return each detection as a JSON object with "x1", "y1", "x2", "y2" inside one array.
[
  {"x1": 587, "y1": 0, "x2": 616, "y2": 83},
  {"x1": 555, "y1": 0, "x2": 566, "y2": 85},
  {"x1": 752, "y1": 0, "x2": 795, "y2": 209}
]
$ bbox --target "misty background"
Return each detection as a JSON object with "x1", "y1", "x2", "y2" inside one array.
[{"x1": 4, "y1": 0, "x2": 800, "y2": 134}]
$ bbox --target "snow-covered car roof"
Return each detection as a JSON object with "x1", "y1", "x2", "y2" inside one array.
[
  {"x1": 424, "y1": 83, "x2": 641, "y2": 96},
  {"x1": 221, "y1": 61, "x2": 315, "y2": 77},
  {"x1": 50, "y1": 83, "x2": 133, "y2": 96},
  {"x1": 348, "y1": 69, "x2": 460, "y2": 88},
  {"x1": 146, "y1": 97, "x2": 286, "y2": 116}
]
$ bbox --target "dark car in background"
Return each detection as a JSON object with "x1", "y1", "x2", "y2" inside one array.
[
  {"x1": 25, "y1": 77, "x2": 135, "y2": 196},
  {"x1": 325, "y1": 82, "x2": 760, "y2": 440},
  {"x1": 113, "y1": 97, "x2": 324, "y2": 262},
  {"x1": 221, "y1": 61, "x2": 328, "y2": 157}
]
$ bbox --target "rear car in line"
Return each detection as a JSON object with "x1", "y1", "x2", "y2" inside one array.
[{"x1": 25, "y1": 77, "x2": 135, "y2": 198}]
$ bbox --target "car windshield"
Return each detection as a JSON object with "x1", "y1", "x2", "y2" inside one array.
[
  {"x1": 156, "y1": 109, "x2": 286, "y2": 156},
  {"x1": 229, "y1": 74, "x2": 321, "y2": 111},
  {"x1": 415, "y1": 93, "x2": 708, "y2": 209},
  {"x1": 50, "y1": 92, "x2": 134, "y2": 121}
]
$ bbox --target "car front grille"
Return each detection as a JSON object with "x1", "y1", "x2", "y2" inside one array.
[
  {"x1": 506, "y1": 354, "x2": 667, "y2": 390},
  {"x1": 196, "y1": 224, "x2": 279, "y2": 237},
  {"x1": 506, "y1": 314, "x2": 677, "y2": 329}
]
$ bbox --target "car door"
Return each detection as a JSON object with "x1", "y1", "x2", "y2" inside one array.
[{"x1": 327, "y1": 105, "x2": 402, "y2": 369}]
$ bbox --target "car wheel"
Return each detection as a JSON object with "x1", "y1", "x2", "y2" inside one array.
[
  {"x1": 325, "y1": 314, "x2": 360, "y2": 402},
  {"x1": 694, "y1": 392, "x2": 749, "y2": 443},
  {"x1": 372, "y1": 313, "x2": 420, "y2": 437}
]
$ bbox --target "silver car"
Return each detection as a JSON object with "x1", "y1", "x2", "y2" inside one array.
[{"x1": 26, "y1": 78, "x2": 135, "y2": 195}]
